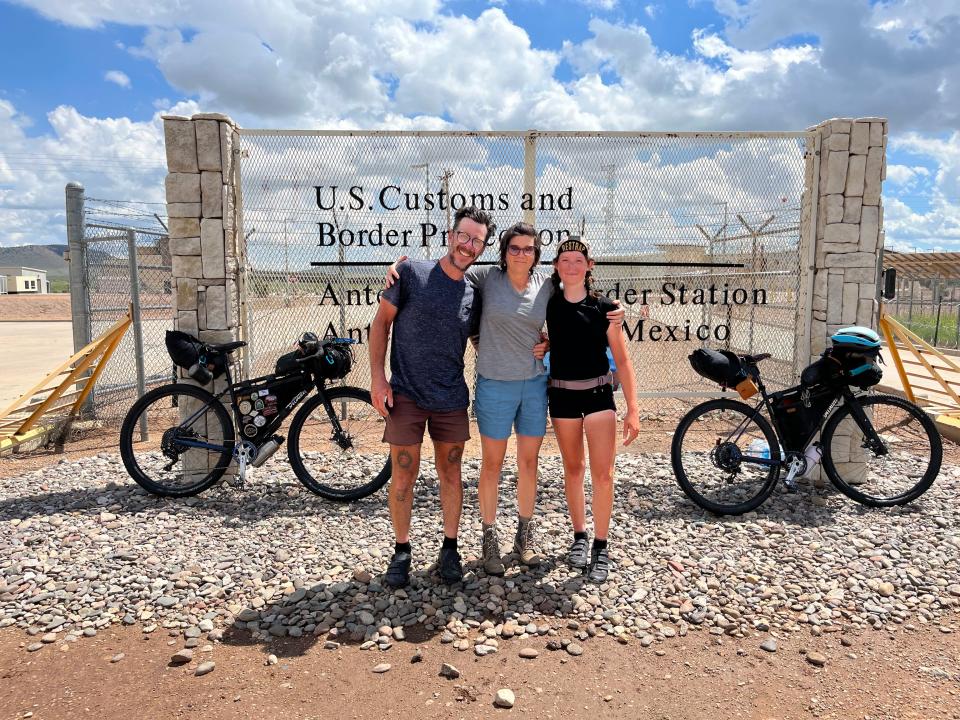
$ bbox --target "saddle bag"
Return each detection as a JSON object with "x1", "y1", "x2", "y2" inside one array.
[{"x1": 688, "y1": 348, "x2": 748, "y2": 388}]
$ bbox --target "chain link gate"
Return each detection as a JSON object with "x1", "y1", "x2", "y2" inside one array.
[
  {"x1": 235, "y1": 130, "x2": 814, "y2": 399},
  {"x1": 79, "y1": 223, "x2": 174, "y2": 421}
]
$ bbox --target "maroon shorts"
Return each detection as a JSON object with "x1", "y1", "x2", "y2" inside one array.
[{"x1": 383, "y1": 393, "x2": 470, "y2": 446}]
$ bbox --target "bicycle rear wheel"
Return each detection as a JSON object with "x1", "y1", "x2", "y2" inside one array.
[
  {"x1": 287, "y1": 386, "x2": 392, "y2": 501},
  {"x1": 820, "y1": 393, "x2": 942, "y2": 507},
  {"x1": 671, "y1": 398, "x2": 781, "y2": 515},
  {"x1": 119, "y1": 383, "x2": 235, "y2": 497}
]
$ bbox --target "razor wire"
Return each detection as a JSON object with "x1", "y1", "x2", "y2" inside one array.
[{"x1": 235, "y1": 131, "x2": 813, "y2": 396}]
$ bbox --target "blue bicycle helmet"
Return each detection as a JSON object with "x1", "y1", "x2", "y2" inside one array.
[{"x1": 830, "y1": 326, "x2": 881, "y2": 350}]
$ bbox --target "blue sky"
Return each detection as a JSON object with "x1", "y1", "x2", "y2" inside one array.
[{"x1": 0, "y1": 0, "x2": 958, "y2": 250}]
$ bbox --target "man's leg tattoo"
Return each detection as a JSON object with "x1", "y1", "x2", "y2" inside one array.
[
  {"x1": 397, "y1": 449, "x2": 414, "y2": 469},
  {"x1": 446, "y1": 445, "x2": 463, "y2": 465}
]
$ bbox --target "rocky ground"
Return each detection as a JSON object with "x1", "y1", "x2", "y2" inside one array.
[{"x1": 1, "y1": 450, "x2": 959, "y2": 718}]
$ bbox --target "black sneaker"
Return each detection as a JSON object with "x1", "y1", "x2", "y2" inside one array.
[
  {"x1": 587, "y1": 545, "x2": 610, "y2": 584},
  {"x1": 438, "y1": 546, "x2": 464, "y2": 584},
  {"x1": 385, "y1": 551, "x2": 411, "y2": 588},
  {"x1": 568, "y1": 536, "x2": 589, "y2": 570}
]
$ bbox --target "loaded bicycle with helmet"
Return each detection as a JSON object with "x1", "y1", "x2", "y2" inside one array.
[
  {"x1": 118, "y1": 331, "x2": 391, "y2": 501},
  {"x1": 672, "y1": 325, "x2": 941, "y2": 515}
]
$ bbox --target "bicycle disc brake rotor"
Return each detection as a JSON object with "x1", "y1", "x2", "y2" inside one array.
[
  {"x1": 711, "y1": 441, "x2": 742, "y2": 472},
  {"x1": 330, "y1": 429, "x2": 354, "y2": 451}
]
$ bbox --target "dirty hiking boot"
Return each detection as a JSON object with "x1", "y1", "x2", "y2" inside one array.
[
  {"x1": 438, "y1": 545, "x2": 464, "y2": 584},
  {"x1": 513, "y1": 517, "x2": 542, "y2": 567},
  {"x1": 586, "y1": 544, "x2": 610, "y2": 584},
  {"x1": 568, "y1": 534, "x2": 589, "y2": 570},
  {"x1": 481, "y1": 524, "x2": 505, "y2": 576}
]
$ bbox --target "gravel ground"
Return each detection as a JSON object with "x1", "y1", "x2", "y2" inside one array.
[{"x1": 1, "y1": 451, "x2": 958, "y2": 652}]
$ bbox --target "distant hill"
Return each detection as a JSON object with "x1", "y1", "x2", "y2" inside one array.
[{"x1": 0, "y1": 244, "x2": 69, "y2": 279}]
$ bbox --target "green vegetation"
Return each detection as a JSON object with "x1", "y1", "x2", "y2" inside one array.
[
  {"x1": 49, "y1": 279, "x2": 70, "y2": 293},
  {"x1": 893, "y1": 310, "x2": 960, "y2": 349}
]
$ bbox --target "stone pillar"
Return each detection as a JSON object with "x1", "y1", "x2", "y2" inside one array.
[
  {"x1": 807, "y1": 117, "x2": 887, "y2": 487},
  {"x1": 809, "y1": 116, "x2": 887, "y2": 359},
  {"x1": 164, "y1": 112, "x2": 241, "y2": 366},
  {"x1": 163, "y1": 113, "x2": 241, "y2": 476}
]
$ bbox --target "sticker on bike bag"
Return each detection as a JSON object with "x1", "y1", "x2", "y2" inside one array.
[
  {"x1": 238, "y1": 400, "x2": 252, "y2": 415},
  {"x1": 253, "y1": 415, "x2": 266, "y2": 427},
  {"x1": 262, "y1": 406, "x2": 277, "y2": 417},
  {"x1": 243, "y1": 424, "x2": 258, "y2": 437},
  {"x1": 249, "y1": 392, "x2": 258, "y2": 402},
  {"x1": 254, "y1": 399, "x2": 265, "y2": 410},
  {"x1": 258, "y1": 389, "x2": 269, "y2": 397},
  {"x1": 265, "y1": 395, "x2": 277, "y2": 403}
]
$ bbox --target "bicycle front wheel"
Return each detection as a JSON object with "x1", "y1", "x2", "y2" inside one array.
[
  {"x1": 820, "y1": 393, "x2": 942, "y2": 507},
  {"x1": 119, "y1": 383, "x2": 235, "y2": 497},
  {"x1": 671, "y1": 398, "x2": 781, "y2": 515},
  {"x1": 287, "y1": 386, "x2": 392, "y2": 501}
]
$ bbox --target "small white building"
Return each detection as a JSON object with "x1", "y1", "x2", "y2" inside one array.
[{"x1": 0, "y1": 267, "x2": 48, "y2": 294}]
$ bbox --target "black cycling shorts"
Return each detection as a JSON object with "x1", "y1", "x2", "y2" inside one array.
[{"x1": 548, "y1": 385, "x2": 616, "y2": 419}]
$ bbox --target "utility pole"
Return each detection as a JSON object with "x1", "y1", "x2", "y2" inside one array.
[
  {"x1": 412, "y1": 163, "x2": 430, "y2": 258},
  {"x1": 283, "y1": 218, "x2": 291, "y2": 306},
  {"x1": 601, "y1": 164, "x2": 616, "y2": 252},
  {"x1": 440, "y1": 169, "x2": 455, "y2": 240}
]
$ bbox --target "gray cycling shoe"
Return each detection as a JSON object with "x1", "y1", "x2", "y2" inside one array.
[{"x1": 568, "y1": 535, "x2": 590, "y2": 570}]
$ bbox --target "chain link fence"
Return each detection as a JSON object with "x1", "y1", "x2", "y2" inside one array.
[
  {"x1": 75, "y1": 210, "x2": 173, "y2": 422},
  {"x1": 235, "y1": 131, "x2": 813, "y2": 397},
  {"x1": 886, "y1": 273, "x2": 960, "y2": 350}
]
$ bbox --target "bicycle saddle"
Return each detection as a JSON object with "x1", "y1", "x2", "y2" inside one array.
[
  {"x1": 741, "y1": 353, "x2": 772, "y2": 364},
  {"x1": 207, "y1": 340, "x2": 247, "y2": 354}
]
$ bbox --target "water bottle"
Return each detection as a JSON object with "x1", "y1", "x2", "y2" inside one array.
[
  {"x1": 798, "y1": 442, "x2": 822, "y2": 479},
  {"x1": 252, "y1": 435, "x2": 284, "y2": 468},
  {"x1": 747, "y1": 438, "x2": 770, "y2": 459}
]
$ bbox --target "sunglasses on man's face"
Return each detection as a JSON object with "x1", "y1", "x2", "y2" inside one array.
[{"x1": 507, "y1": 245, "x2": 535, "y2": 256}]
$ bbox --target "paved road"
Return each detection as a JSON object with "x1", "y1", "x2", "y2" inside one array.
[{"x1": 0, "y1": 322, "x2": 74, "y2": 408}]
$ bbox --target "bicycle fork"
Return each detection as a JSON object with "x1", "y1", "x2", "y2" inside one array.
[{"x1": 844, "y1": 395, "x2": 889, "y2": 456}]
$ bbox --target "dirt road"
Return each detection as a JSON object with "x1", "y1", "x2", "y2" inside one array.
[{"x1": 2, "y1": 619, "x2": 958, "y2": 719}]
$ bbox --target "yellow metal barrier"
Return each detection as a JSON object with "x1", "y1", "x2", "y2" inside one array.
[
  {"x1": 879, "y1": 304, "x2": 960, "y2": 436},
  {"x1": 0, "y1": 310, "x2": 131, "y2": 454}
]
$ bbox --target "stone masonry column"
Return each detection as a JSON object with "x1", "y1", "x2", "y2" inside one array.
[
  {"x1": 163, "y1": 112, "x2": 240, "y2": 353},
  {"x1": 163, "y1": 112, "x2": 242, "y2": 475},
  {"x1": 808, "y1": 117, "x2": 887, "y2": 486},
  {"x1": 809, "y1": 116, "x2": 887, "y2": 358}
]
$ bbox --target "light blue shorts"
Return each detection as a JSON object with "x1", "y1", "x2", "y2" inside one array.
[{"x1": 474, "y1": 373, "x2": 549, "y2": 440}]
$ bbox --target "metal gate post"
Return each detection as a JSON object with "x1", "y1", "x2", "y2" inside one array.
[
  {"x1": 65, "y1": 182, "x2": 94, "y2": 414},
  {"x1": 799, "y1": 133, "x2": 821, "y2": 370},
  {"x1": 126, "y1": 228, "x2": 149, "y2": 440}
]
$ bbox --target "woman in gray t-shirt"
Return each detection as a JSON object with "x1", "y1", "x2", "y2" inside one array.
[{"x1": 387, "y1": 223, "x2": 622, "y2": 577}]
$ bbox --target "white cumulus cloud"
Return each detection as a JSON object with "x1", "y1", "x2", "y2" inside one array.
[
  {"x1": 104, "y1": 70, "x2": 131, "y2": 88},
  {"x1": 2, "y1": 0, "x2": 960, "y2": 250}
]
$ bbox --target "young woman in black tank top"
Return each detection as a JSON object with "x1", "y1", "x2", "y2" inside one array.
[{"x1": 545, "y1": 238, "x2": 639, "y2": 583}]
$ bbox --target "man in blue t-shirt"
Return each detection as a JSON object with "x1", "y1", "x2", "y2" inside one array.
[{"x1": 369, "y1": 206, "x2": 494, "y2": 588}]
